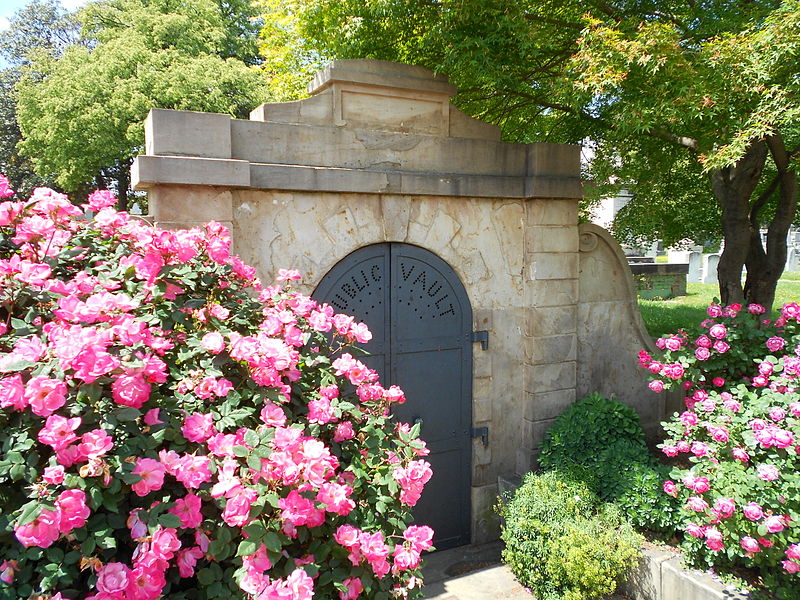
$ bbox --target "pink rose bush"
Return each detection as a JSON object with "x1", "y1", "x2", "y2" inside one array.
[
  {"x1": 642, "y1": 302, "x2": 800, "y2": 593},
  {"x1": 0, "y1": 181, "x2": 433, "y2": 599}
]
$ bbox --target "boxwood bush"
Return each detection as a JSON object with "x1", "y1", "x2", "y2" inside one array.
[{"x1": 498, "y1": 469, "x2": 641, "y2": 600}]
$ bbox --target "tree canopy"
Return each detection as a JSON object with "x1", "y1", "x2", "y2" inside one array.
[
  {"x1": 258, "y1": 0, "x2": 800, "y2": 308},
  {"x1": 13, "y1": 0, "x2": 269, "y2": 207},
  {"x1": 0, "y1": 0, "x2": 80, "y2": 196}
]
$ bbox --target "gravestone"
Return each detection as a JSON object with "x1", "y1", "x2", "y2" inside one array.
[
  {"x1": 703, "y1": 254, "x2": 720, "y2": 284},
  {"x1": 687, "y1": 251, "x2": 702, "y2": 283},
  {"x1": 787, "y1": 248, "x2": 798, "y2": 272}
]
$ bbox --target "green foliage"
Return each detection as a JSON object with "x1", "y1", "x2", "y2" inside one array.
[
  {"x1": 545, "y1": 505, "x2": 642, "y2": 600},
  {"x1": 538, "y1": 393, "x2": 681, "y2": 534},
  {"x1": 639, "y1": 281, "x2": 800, "y2": 338},
  {"x1": 14, "y1": 0, "x2": 269, "y2": 203},
  {"x1": 264, "y1": 0, "x2": 800, "y2": 306},
  {"x1": 538, "y1": 393, "x2": 652, "y2": 481},
  {"x1": 498, "y1": 470, "x2": 641, "y2": 600},
  {"x1": 0, "y1": 186, "x2": 432, "y2": 598},
  {"x1": 0, "y1": 0, "x2": 78, "y2": 196}
]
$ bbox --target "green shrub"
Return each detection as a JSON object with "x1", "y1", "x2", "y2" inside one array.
[
  {"x1": 546, "y1": 506, "x2": 641, "y2": 600},
  {"x1": 538, "y1": 393, "x2": 682, "y2": 534},
  {"x1": 615, "y1": 462, "x2": 680, "y2": 535},
  {"x1": 498, "y1": 470, "x2": 641, "y2": 600},
  {"x1": 538, "y1": 392, "x2": 652, "y2": 490}
]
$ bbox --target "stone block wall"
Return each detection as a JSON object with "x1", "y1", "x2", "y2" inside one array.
[{"x1": 132, "y1": 59, "x2": 662, "y2": 546}]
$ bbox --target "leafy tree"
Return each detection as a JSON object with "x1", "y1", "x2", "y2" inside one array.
[
  {"x1": 259, "y1": 0, "x2": 800, "y2": 309},
  {"x1": 0, "y1": 0, "x2": 80, "y2": 195},
  {"x1": 15, "y1": 0, "x2": 269, "y2": 209}
]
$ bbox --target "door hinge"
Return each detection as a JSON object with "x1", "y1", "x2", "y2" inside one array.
[
  {"x1": 471, "y1": 426, "x2": 489, "y2": 446},
  {"x1": 471, "y1": 330, "x2": 489, "y2": 350}
]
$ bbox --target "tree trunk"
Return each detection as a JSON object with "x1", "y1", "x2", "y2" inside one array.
[
  {"x1": 744, "y1": 134, "x2": 799, "y2": 311},
  {"x1": 116, "y1": 161, "x2": 131, "y2": 213},
  {"x1": 710, "y1": 140, "x2": 768, "y2": 305}
]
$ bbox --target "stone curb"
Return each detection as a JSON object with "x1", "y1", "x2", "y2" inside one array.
[{"x1": 620, "y1": 545, "x2": 750, "y2": 600}]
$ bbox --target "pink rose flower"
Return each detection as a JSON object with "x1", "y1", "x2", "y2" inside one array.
[
  {"x1": 766, "y1": 336, "x2": 786, "y2": 352},
  {"x1": 686, "y1": 496, "x2": 708, "y2": 512},
  {"x1": 42, "y1": 465, "x2": 65, "y2": 485},
  {"x1": 339, "y1": 577, "x2": 363, "y2": 600},
  {"x1": 648, "y1": 380, "x2": 665, "y2": 393},
  {"x1": 131, "y1": 457, "x2": 166, "y2": 496},
  {"x1": 201, "y1": 332, "x2": 226, "y2": 354},
  {"x1": 112, "y1": 372, "x2": 151, "y2": 408},
  {"x1": 38, "y1": 414, "x2": 81, "y2": 451},
  {"x1": 96, "y1": 562, "x2": 130, "y2": 594},
  {"x1": 769, "y1": 406, "x2": 787, "y2": 422},
  {"x1": 144, "y1": 408, "x2": 162, "y2": 425},
  {"x1": 765, "y1": 514, "x2": 788, "y2": 534},
  {"x1": 731, "y1": 447, "x2": 749, "y2": 463},
  {"x1": 0, "y1": 374, "x2": 26, "y2": 411},
  {"x1": 174, "y1": 454, "x2": 212, "y2": 489},
  {"x1": 151, "y1": 527, "x2": 182, "y2": 560},
  {"x1": 56, "y1": 489, "x2": 90, "y2": 533},
  {"x1": 712, "y1": 497, "x2": 735, "y2": 519},
  {"x1": 663, "y1": 480, "x2": 678, "y2": 497},
  {"x1": 25, "y1": 377, "x2": 67, "y2": 417},
  {"x1": 757, "y1": 464, "x2": 780, "y2": 481},
  {"x1": 334, "y1": 421, "x2": 355, "y2": 442},
  {"x1": 78, "y1": 429, "x2": 114, "y2": 459},
  {"x1": 708, "y1": 324, "x2": 727, "y2": 339},
  {"x1": 704, "y1": 526, "x2": 724, "y2": 551},
  {"x1": 743, "y1": 502, "x2": 764, "y2": 521},
  {"x1": 712, "y1": 340, "x2": 729, "y2": 353},
  {"x1": 695, "y1": 347, "x2": 710, "y2": 360},
  {"x1": 182, "y1": 412, "x2": 216, "y2": 443},
  {"x1": 740, "y1": 536, "x2": 761, "y2": 554},
  {"x1": 686, "y1": 522, "x2": 705, "y2": 538},
  {"x1": 15, "y1": 508, "x2": 60, "y2": 548},
  {"x1": 783, "y1": 560, "x2": 800, "y2": 574}
]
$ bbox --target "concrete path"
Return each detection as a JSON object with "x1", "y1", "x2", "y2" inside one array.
[
  {"x1": 420, "y1": 542, "x2": 532, "y2": 600},
  {"x1": 420, "y1": 542, "x2": 630, "y2": 600}
]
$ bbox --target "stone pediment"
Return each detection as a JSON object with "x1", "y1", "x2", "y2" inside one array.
[
  {"x1": 132, "y1": 59, "x2": 581, "y2": 199},
  {"x1": 250, "y1": 59, "x2": 499, "y2": 140}
]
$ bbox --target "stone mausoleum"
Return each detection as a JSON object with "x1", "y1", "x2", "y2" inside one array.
[{"x1": 132, "y1": 59, "x2": 662, "y2": 550}]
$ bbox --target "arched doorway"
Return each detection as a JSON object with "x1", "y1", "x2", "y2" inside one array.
[{"x1": 314, "y1": 243, "x2": 473, "y2": 550}]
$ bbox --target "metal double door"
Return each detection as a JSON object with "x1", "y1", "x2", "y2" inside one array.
[{"x1": 314, "y1": 243, "x2": 472, "y2": 550}]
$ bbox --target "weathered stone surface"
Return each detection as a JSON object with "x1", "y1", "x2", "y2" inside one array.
[
  {"x1": 620, "y1": 546, "x2": 674, "y2": 600},
  {"x1": 660, "y1": 558, "x2": 749, "y2": 600},
  {"x1": 523, "y1": 389, "x2": 577, "y2": 422},
  {"x1": 530, "y1": 362, "x2": 577, "y2": 393},
  {"x1": 703, "y1": 253, "x2": 720, "y2": 284},
  {"x1": 133, "y1": 156, "x2": 249, "y2": 189},
  {"x1": 473, "y1": 397, "x2": 492, "y2": 423},
  {"x1": 577, "y1": 224, "x2": 665, "y2": 433},
  {"x1": 526, "y1": 333, "x2": 577, "y2": 365},
  {"x1": 147, "y1": 185, "x2": 234, "y2": 223},
  {"x1": 145, "y1": 108, "x2": 231, "y2": 159},
  {"x1": 528, "y1": 252, "x2": 579, "y2": 280},
  {"x1": 526, "y1": 225, "x2": 580, "y2": 253},
  {"x1": 527, "y1": 305, "x2": 577, "y2": 337},
  {"x1": 470, "y1": 484, "x2": 501, "y2": 545},
  {"x1": 522, "y1": 417, "x2": 558, "y2": 448},
  {"x1": 527, "y1": 198, "x2": 579, "y2": 225},
  {"x1": 525, "y1": 278, "x2": 578, "y2": 307},
  {"x1": 472, "y1": 437, "x2": 491, "y2": 467}
]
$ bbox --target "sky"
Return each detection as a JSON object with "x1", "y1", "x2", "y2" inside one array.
[{"x1": 0, "y1": 0, "x2": 86, "y2": 32}]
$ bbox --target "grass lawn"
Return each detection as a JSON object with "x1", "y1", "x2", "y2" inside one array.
[{"x1": 638, "y1": 277, "x2": 800, "y2": 337}]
